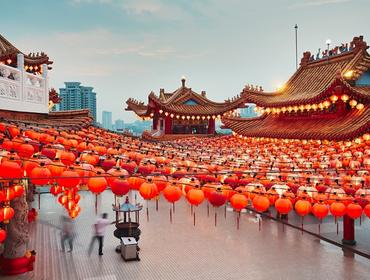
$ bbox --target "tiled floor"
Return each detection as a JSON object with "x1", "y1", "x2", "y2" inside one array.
[{"x1": 3, "y1": 191, "x2": 370, "y2": 280}]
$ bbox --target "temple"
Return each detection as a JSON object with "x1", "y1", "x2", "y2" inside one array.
[
  {"x1": 126, "y1": 78, "x2": 245, "y2": 137},
  {"x1": 222, "y1": 35, "x2": 370, "y2": 140}
]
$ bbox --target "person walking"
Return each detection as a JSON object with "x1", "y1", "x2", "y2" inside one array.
[
  {"x1": 88, "y1": 213, "x2": 114, "y2": 256},
  {"x1": 61, "y1": 215, "x2": 75, "y2": 252}
]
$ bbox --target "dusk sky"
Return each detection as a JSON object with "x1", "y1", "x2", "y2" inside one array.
[{"x1": 2, "y1": 0, "x2": 370, "y2": 123}]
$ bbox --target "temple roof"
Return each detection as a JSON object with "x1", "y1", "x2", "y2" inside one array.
[
  {"x1": 0, "y1": 34, "x2": 53, "y2": 68},
  {"x1": 241, "y1": 36, "x2": 370, "y2": 107},
  {"x1": 222, "y1": 105, "x2": 370, "y2": 141},
  {"x1": 126, "y1": 78, "x2": 245, "y2": 117},
  {"x1": 0, "y1": 109, "x2": 93, "y2": 129}
]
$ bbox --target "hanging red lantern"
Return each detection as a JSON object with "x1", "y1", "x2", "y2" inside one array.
[
  {"x1": 208, "y1": 189, "x2": 227, "y2": 207},
  {"x1": 120, "y1": 160, "x2": 137, "y2": 174},
  {"x1": 58, "y1": 195, "x2": 68, "y2": 205},
  {"x1": 329, "y1": 201, "x2": 346, "y2": 218},
  {"x1": 2, "y1": 139, "x2": 13, "y2": 151},
  {"x1": 13, "y1": 184, "x2": 24, "y2": 197},
  {"x1": 110, "y1": 177, "x2": 130, "y2": 196},
  {"x1": 57, "y1": 169, "x2": 81, "y2": 188},
  {"x1": 312, "y1": 202, "x2": 329, "y2": 220},
  {"x1": 60, "y1": 151, "x2": 76, "y2": 166},
  {"x1": 152, "y1": 175, "x2": 168, "y2": 192},
  {"x1": 74, "y1": 193, "x2": 81, "y2": 203},
  {"x1": 253, "y1": 195, "x2": 270, "y2": 212},
  {"x1": 139, "y1": 180, "x2": 158, "y2": 200},
  {"x1": 0, "y1": 229, "x2": 6, "y2": 243},
  {"x1": 4, "y1": 187, "x2": 16, "y2": 201},
  {"x1": 50, "y1": 185, "x2": 63, "y2": 196},
  {"x1": 230, "y1": 193, "x2": 248, "y2": 211},
  {"x1": 346, "y1": 202, "x2": 363, "y2": 220},
  {"x1": 24, "y1": 157, "x2": 39, "y2": 176},
  {"x1": 106, "y1": 167, "x2": 129, "y2": 186},
  {"x1": 275, "y1": 197, "x2": 293, "y2": 215},
  {"x1": 0, "y1": 228, "x2": 6, "y2": 243},
  {"x1": 0, "y1": 160, "x2": 22, "y2": 179},
  {"x1": 127, "y1": 176, "x2": 145, "y2": 190},
  {"x1": 66, "y1": 200, "x2": 76, "y2": 211},
  {"x1": 163, "y1": 184, "x2": 182, "y2": 203},
  {"x1": 30, "y1": 164, "x2": 51, "y2": 185},
  {"x1": 186, "y1": 187, "x2": 205, "y2": 206},
  {"x1": 17, "y1": 142, "x2": 35, "y2": 158},
  {"x1": 87, "y1": 172, "x2": 108, "y2": 194},
  {"x1": 294, "y1": 199, "x2": 312, "y2": 217},
  {"x1": 47, "y1": 159, "x2": 65, "y2": 178},
  {"x1": 364, "y1": 204, "x2": 370, "y2": 218},
  {"x1": 0, "y1": 206, "x2": 15, "y2": 223}
]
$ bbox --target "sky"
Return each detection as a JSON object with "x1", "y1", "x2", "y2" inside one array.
[{"x1": 2, "y1": 0, "x2": 370, "y2": 123}]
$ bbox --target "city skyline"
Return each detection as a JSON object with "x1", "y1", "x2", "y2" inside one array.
[{"x1": 2, "y1": 0, "x2": 370, "y2": 122}]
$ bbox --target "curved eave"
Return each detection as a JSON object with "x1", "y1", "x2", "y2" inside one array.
[{"x1": 222, "y1": 106, "x2": 370, "y2": 141}]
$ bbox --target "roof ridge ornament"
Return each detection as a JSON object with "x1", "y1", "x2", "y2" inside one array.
[{"x1": 181, "y1": 76, "x2": 186, "y2": 88}]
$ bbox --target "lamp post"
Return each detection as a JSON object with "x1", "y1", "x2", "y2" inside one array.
[
  {"x1": 294, "y1": 24, "x2": 298, "y2": 70},
  {"x1": 326, "y1": 39, "x2": 331, "y2": 64}
]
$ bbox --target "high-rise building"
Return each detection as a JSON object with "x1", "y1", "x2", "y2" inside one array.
[
  {"x1": 102, "y1": 111, "x2": 113, "y2": 130},
  {"x1": 58, "y1": 82, "x2": 97, "y2": 122},
  {"x1": 240, "y1": 104, "x2": 258, "y2": 118},
  {"x1": 114, "y1": 119, "x2": 125, "y2": 132}
]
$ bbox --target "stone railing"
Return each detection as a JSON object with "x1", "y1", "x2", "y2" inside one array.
[{"x1": 0, "y1": 54, "x2": 48, "y2": 114}]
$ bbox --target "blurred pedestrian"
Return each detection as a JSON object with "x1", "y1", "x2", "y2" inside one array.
[
  {"x1": 88, "y1": 213, "x2": 115, "y2": 256},
  {"x1": 61, "y1": 215, "x2": 75, "y2": 252}
]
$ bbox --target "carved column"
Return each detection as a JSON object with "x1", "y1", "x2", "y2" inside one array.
[{"x1": 3, "y1": 193, "x2": 29, "y2": 258}]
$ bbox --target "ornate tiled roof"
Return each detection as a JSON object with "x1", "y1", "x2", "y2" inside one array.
[
  {"x1": 222, "y1": 105, "x2": 370, "y2": 141},
  {"x1": 126, "y1": 78, "x2": 245, "y2": 117},
  {"x1": 0, "y1": 34, "x2": 53, "y2": 68},
  {"x1": 241, "y1": 36, "x2": 370, "y2": 107},
  {"x1": 0, "y1": 109, "x2": 92, "y2": 129}
]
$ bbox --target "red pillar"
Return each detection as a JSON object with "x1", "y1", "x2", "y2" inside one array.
[
  {"x1": 164, "y1": 116, "x2": 172, "y2": 134},
  {"x1": 207, "y1": 119, "x2": 215, "y2": 134},
  {"x1": 342, "y1": 214, "x2": 356, "y2": 245},
  {"x1": 153, "y1": 116, "x2": 158, "y2": 130}
]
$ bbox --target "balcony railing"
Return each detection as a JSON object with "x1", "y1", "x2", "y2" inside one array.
[{"x1": 0, "y1": 54, "x2": 48, "y2": 114}]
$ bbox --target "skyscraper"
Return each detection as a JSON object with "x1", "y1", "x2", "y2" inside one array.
[
  {"x1": 114, "y1": 119, "x2": 125, "y2": 132},
  {"x1": 102, "y1": 111, "x2": 113, "y2": 130},
  {"x1": 58, "y1": 82, "x2": 97, "y2": 122}
]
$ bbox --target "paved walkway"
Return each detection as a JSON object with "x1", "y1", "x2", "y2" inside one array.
[{"x1": 3, "y1": 191, "x2": 370, "y2": 280}]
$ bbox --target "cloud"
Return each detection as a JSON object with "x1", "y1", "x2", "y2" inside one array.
[{"x1": 289, "y1": 0, "x2": 352, "y2": 9}]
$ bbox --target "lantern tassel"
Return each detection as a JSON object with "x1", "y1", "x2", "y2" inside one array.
[
  {"x1": 191, "y1": 204, "x2": 193, "y2": 216},
  {"x1": 259, "y1": 217, "x2": 261, "y2": 231},
  {"x1": 318, "y1": 220, "x2": 321, "y2": 235},
  {"x1": 146, "y1": 206, "x2": 149, "y2": 222},
  {"x1": 207, "y1": 202, "x2": 210, "y2": 217},
  {"x1": 38, "y1": 190, "x2": 41, "y2": 210},
  {"x1": 215, "y1": 211, "x2": 217, "y2": 227},
  {"x1": 156, "y1": 197, "x2": 159, "y2": 212},
  {"x1": 95, "y1": 194, "x2": 98, "y2": 214},
  {"x1": 224, "y1": 204, "x2": 227, "y2": 219},
  {"x1": 173, "y1": 202, "x2": 175, "y2": 213},
  {"x1": 193, "y1": 209, "x2": 196, "y2": 227},
  {"x1": 170, "y1": 206, "x2": 172, "y2": 224},
  {"x1": 301, "y1": 217, "x2": 304, "y2": 234},
  {"x1": 237, "y1": 212, "x2": 240, "y2": 230}
]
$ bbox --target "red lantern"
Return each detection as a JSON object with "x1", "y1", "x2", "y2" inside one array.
[
  {"x1": 110, "y1": 178, "x2": 130, "y2": 196},
  {"x1": 60, "y1": 151, "x2": 76, "y2": 166},
  {"x1": 252, "y1": 195, "x2": 270, "y2": 212},
  {"x1": 4, "y1": 187, "x2": 16, "y2": 201},
  {"x1": 364, "y1": 204, "x2": 370, "y2": 218},
  {"x1": 275, "y1": 197, "x2": 293, "y2": 215},
  {"x1": 0, "y1": 206, "x2": 15, "y2": 223},
  {"x1": 58, "y1": 195, "x2": 68, "y2": 205},
  {"x1": 346, "y1": 203, "x2": 362, "y2": 220},
  {"x1": 208, "y1": 190, "x2": 227, "y2": 207},
  {"x1": 312, "y1": 202, "x2": 329, "y2": 220},
  {"x1": 0, "y1": 160, "x2": 22, "y2": 179},
  {"x1": 152, "y1": 175, "x2": 168, "y2": 192},
  {"x1": 87, "y1": 174, "x2": 107, "y2": 194},
  {"x1": 294, "y1": 199, "x2": 312, "y2": 217},
  {"x1": 186, "y1": 188, "x2": 205, "y2": 206},
  {"x1": 50, "y1": 185, "x2": 63, "y2": 196},
  {"x1": 30, "y1": 164, "x2": 51, "y2": 185},
  {"x1": 17, "y1": 143, "x2": 34, "y2": 158},
  {"x1": 329, "y1": 201, "x2": 346, "y2": 218},
  {"x1": 127, "y1": 176, "x2": 145, "y2": 190},
  {"x1": 163, "y1": 184, "x2": 182, "y2": 203},
  {"x1": 57, "y1": 169, "x2": 81, "y2": 188},
  {"x1": 139, "y1": 180, "x2": 158, "y2": 200},
  {"x1": 230, "y1": 193, "x2": 248, "y2": 211},
  {"x1": 106, "y1": 167, "x2": 129, "y2": 187},
  {"x1": 0, "y1": 229, "x2": 6, "y2": 243},
  {"x1": 13, "y1": 185, "x2": 24, "y2": 197}
]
